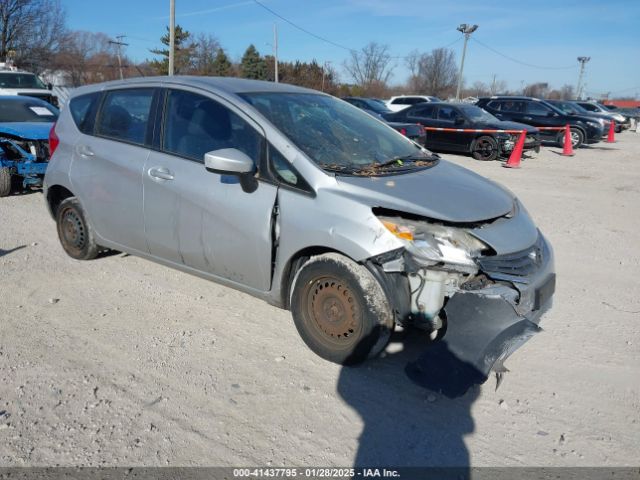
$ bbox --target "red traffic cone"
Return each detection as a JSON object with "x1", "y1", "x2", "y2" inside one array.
[
  {"x1": 607, "y1": 120, "x2": 616, "y2": 143},
  {"x1": 562, "y1": 124, "x2": 575, "y2": 156},
  {"x1": 503, "y1": 130, "x2": 526, "y2": 169}
]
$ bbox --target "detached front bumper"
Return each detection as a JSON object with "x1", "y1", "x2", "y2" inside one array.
[{"x1": 441, "y1": 233, "x2": 555, "y2": 379}]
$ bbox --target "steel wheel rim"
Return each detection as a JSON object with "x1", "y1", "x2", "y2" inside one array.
[
  {"x1": 570, "y1": 131, "x2": 580, "y2": 146},
  {"x1": 61, "y1": 207, "x2": 86, "y2": 254},
  {"x1": 303, "y1": 275, "x2": 362, "y2": 347}
]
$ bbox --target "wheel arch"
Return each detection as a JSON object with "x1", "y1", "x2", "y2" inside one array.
[{"x1": 46, "y1": 184, "x2": 75, "y2": 219}]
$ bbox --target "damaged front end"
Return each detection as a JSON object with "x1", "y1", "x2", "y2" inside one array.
[{"x1": 370, "y1": 209, "x2": 555, "y2": 382}]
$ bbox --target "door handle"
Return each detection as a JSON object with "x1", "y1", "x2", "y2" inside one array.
[
  {"x1": 148, "y1": 167, "x2": 175, "y2": 181},
  {"x1": 76, "y1": 145, "x2": 94, "y2": 157},
  {"x1": 523, "y1": 116, "x2": 533, "y2": 121}
]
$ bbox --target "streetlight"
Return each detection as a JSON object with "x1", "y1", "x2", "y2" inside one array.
[{"x1": 455, "y1": 23, "x2": 478, "y2": 101}]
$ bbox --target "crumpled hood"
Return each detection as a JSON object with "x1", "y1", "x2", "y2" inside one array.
[
  {"x1": 335, "y1": 160, "x2": 514, "y2": 223},
  {"x1": 0, "y1": 122, "x2": 53, "y2": 140},
  {"x1": 476, "y1": 120, "x2": 538, "y2": 133}
]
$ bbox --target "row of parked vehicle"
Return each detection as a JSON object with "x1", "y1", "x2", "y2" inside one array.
[
  {"x1": 0, "y1": 76, "x2": 557, "y2": 379},
  {"x1": 344, "y1": 94, "x2": 638, "y2": 161}
]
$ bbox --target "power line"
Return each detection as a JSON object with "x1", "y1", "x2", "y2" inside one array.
[{"x1": 471, "y1": 37, "x2": 575, "y2": 70}]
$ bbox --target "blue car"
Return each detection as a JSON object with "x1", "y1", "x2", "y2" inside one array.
[{"x1": 0, "y1": 95, "x2": 59, "y2": 197}]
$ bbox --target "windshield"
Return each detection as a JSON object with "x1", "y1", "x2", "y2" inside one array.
[
  {"x1": 241, "y1": 92, "x2": 433, "y2": 174},
  {"x1": 0, "y1": 99, "x2": 59, "y2": 122},
  {"x1": 0, "y1": 73, "x2": 47, "y2": 89},
  {"x1": 459, "y1": 105, "x2": 498, "y2": 122}
]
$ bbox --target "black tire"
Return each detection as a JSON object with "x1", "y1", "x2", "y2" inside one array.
[
  {"x1": 56, "y1": 197, "x2": 99, "y2": 260},
  {"x1": 471, "y1": 135, "x2": 499, "y2": 161},
  {"x1": 557, "y1": 127, "x2": 584, "y2": 149},
  {"x1": 290, "y1": 253, "x2": 394, "y2": 365},
  {"x1": 0, "y1": 167, "x2": 12, "y2": 197}
]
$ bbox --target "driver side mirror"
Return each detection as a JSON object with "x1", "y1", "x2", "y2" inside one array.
[
  {"x1": 547, "y1": 111, "x2": 557, "y2": 117},
  {"x1": 47, "y1": 82, "x2": 53, "y2": 90},
  {"x1": 204, "y1": 148, "x2": 254, "y2": 174},
  {"x1": 454, "y1": 116, "x2": 465, "y2": 126}
]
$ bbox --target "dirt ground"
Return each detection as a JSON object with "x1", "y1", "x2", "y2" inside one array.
[{"x1": 1, "y1": 131, "x2": 639, "y2": 468}]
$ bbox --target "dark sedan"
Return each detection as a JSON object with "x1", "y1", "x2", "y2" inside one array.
[
  {"x1": 384, "y1": 102, "x2": 540, "y2": 161},
  {"x1": 342, "y1": 97, "x2": 426, "y2": 146}
]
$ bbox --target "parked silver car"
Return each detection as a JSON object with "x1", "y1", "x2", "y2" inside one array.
[{"x1": 44, "y1": 77, "x2": 555, "y2": 378}]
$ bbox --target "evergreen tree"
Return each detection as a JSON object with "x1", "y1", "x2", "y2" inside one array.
[
  {"x1": 149, "y1": 25, "x2": 196, "y2": 75},
  {"x1": 212, "y1": 48, "x2": 232, "y2": 77},
  {"x1": 240, "y1": 44, "x2": 266, "y2": 80}
]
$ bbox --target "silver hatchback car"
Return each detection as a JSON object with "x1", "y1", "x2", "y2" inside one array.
[{"x1": 44, "y1": 77, "x2": 555, "y2": 377}]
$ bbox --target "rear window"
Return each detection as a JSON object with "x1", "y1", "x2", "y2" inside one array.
[
  {"x1": 96, "y1": 89, "x2": 154, "y2": 145},
  {"x1": 69, "y1": 92, "x2": 101, "y2": 134}
]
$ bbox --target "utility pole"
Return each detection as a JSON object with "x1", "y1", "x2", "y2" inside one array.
[
  {"x1": 455, "y1": 23, "x2": 478, "y2": 101},
  {"x1": 490, "y1": 74, "x2": 497, "y2": 95},
  {"x1": 576, "y1": 56, "x2": 590, "y2": 100},
  {"x1": 108, "y1": 35, "x2": 129, "y2": 80},
  {"x1": 273, "y1": 24, "x2": 279, "y2": 83},
  {"x1": 169, "y1": 0, "x2": 175, "y2": 76}
]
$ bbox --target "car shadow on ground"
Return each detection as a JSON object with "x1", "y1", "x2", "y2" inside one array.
[
  {"x1": 337, "y1": 329, "x2": 488, "y2": 475},
  {"x1": 0, "y1": 245, "x2": 26, "y2": 258}
]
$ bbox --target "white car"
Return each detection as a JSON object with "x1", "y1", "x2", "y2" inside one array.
[
  {"x1": 0, "y1": 68, "x2": 58, "y2": 107},
  {"x1": 386, "y1": 95, "x2": 440, "y2": 112}
]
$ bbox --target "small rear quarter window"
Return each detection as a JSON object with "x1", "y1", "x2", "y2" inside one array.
[{"x1": 69, "y1": 92, "x2": 101, "y2": 134}]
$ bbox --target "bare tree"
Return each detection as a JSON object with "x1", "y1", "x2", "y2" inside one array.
[
  {"x1": 191, "y1": 33, "x2": 221, "y2": 75},
  {"x1": 405, "y1": 48, "x2": 458, "y2": 98},
  {"x1": 523, "y1": 82, "x2": 549, "y2": 98},
  {"x1": 344, "y1": 42, "x2": 393, "y2": 94},
  {"x1": 0, "y1": 0, "x2": 66, "y2": 72}
]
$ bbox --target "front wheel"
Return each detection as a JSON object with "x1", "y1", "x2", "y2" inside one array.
[
  {"x1": 56, "y1": 197, "x2": 99, "y2": 260},
  {"x1": 471, "y1": 136, "x2": 499, "y2": 161},
  {"x1": 557, "y1": 128, "x2": 584, "y2": 149},
  {"x1": 0, "y1": 167, "x2": 12, "y2": 197},
  {"x1": 290, "y1": 253, "x2": 394, "y2": 365}
]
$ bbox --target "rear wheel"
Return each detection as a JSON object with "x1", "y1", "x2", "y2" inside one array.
[
  {"x1": 471, "y1": 136, "x2": 499, "y2": 161},
  {"x1": 0, "y1": 167, "x2": 12, "y2": 197},
  {"x1": 56, "y1": 197, "x2": 99, "y2": 260},
  {"x1": 557, "y1": 128, "x2": 584, "y2": 149},
  {"x1": 290, "y1": 253, "x2": 394, "y2": 365}
]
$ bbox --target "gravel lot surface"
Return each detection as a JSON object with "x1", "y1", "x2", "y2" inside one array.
[{"x1": 1, "y1": 131, "x2": 639, "y2": 468}]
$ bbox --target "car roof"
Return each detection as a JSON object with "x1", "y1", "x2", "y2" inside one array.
[
  {"x1": 479, "y1": 95, "x2": 542, "y2": 101},
  {"x1": 72, "y1": 76, "x2": 320, "y2": 97}
]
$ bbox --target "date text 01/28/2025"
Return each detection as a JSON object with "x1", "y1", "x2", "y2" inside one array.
[{"x1": 232, "y1": 468, "x2": 400, "y2": 478}]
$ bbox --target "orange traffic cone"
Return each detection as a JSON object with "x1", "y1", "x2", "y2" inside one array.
[
  {"x1": 607, "y1": 121, "x2": 616, "y2": 143},
  {"x1": 562, "y1": 125, "x2": 575, "y2": 156},
  {"x1": 503, "y1": 130, "x2": 526, "y2": 169}
]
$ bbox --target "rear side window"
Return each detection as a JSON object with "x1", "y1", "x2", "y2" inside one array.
[
  {"x1": 69, "y1": 92, "x2": 101, "y2": 134},
  {"x1": 96, "y1": 89, "x2": 154, "y2": 145},
  {"x1": 163, "y1": 89, "x2": 263, "y2": 163},
  {"x1": 410, "y1": 105, "x2": 434, "y2": 118},
  {"x1": 437, "y1": 106, "x2": 461, "y2": 121}
]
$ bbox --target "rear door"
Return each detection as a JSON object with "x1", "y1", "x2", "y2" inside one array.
[
  {"x1": 70, "y1": 87, "x2": 157, "y2": 254},
  {"x1": 142, "y1": 88, "x2": 277, "y2": 291}
]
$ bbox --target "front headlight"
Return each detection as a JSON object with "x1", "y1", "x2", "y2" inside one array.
[
  {"x1": 587, "y1": 121, "x2": 602, "y2": 129},
  {"x1": 378, "y1": 216, "x2": 490, "y2": 269}
]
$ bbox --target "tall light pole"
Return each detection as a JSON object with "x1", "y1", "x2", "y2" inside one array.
[
  {"x1": 168, "y1": 0, "x2": 175, "y2": 76},
  {"x1": 576, "y1": 56, "x2": 590, "y2": 100},
  {"x1": 455, "y1": 23, "x2": 478, "y2": 101},
  {"x1": 273, "y1": 24, "x2": 279, "y2": 83}
]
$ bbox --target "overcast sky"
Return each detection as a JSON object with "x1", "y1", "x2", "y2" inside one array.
[{"x1": 63, "y1": 0, "x2": 640, "y2": 97}]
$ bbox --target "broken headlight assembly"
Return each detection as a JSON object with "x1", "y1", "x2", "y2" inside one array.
[{"x1": 377, "y1": 215, "x2": 490, "y2": 272}]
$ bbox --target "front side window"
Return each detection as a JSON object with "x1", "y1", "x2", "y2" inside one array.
[
  {"x1": 501, "y1": 100, "x2": 525, "y2": 113},
  {"x1": 437, "y1": 106, "x2": 461, "y2": 122},
  {"x1": 163, "y1": 89, "x2": 262, "y2": 163},
  {"x1": 526, "y1": 101, "x2": 552, "y2": 116},
  {"x1": 96, "y1": 89, "x2": 154, "y2": 145},
  {"x1": 409, "y1": 105, "x2": 434, "y2": 118},
  {"x1": 241, "y1": 92, "x2": 433, "y2": 175}
]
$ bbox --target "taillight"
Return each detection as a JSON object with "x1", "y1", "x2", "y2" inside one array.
[
  {"x1": 49, "y1": 122, "x2": 59, "y2": 156},
  {"x1": 400, "y1": 128, "x2": 407, "y2": 136}
]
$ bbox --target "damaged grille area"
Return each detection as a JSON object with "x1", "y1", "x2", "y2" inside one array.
[{"x1": 477, "y1": 235, "x2": 545, "y2": 282}]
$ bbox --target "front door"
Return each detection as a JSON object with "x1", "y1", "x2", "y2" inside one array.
[{"x1": 143, "y1": 88, "x2": 277, "y2": 292}]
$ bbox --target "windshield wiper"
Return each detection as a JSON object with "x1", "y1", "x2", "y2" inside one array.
[{"x1": 371, "y1": 153, "x2": 437, "y2": 170}]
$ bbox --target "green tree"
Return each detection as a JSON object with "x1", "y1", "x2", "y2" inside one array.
[
  {"x1": 148, "y1": 25, "x2": 196, "y2": 75},
  {"x1": 212, "y1": 48, "x2": 232, "y2": 76},
  {"x1": 240, "y1": 44, "x2": 266, "y2": 80}
]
